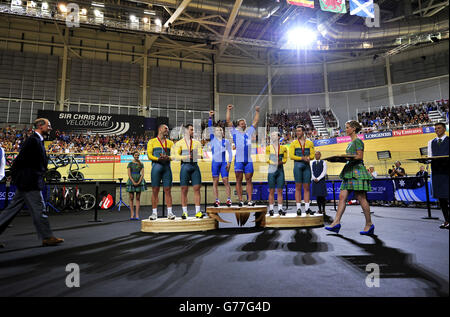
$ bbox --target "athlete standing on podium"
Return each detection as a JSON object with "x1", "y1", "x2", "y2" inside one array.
[
  {"x1": 266, "y1": 131, "x2": 288, "y2": 216},
  {"x1": 174, "y1": 124, "x2": 204, "y2": 219},
  {"x1": 226, "y1": 104, "x2": 260, "y2": 207},
  {"x1": 289, "y1": 125, "x2": 315, "y2": 216},
  {"x1": 147, "y1": 124, "x2": 175, "y2": 220},
  {"x1": 208, "y1": 110, "x2": 233, "y2": 208}
]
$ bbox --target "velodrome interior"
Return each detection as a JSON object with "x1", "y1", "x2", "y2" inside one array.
[{"x1": 0, "y1": 0, "x2": 448, "y2": 298}]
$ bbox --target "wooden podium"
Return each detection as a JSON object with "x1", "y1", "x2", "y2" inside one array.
[
  {"x1": 206, "y1": 205, "x2": 267, "y2": 227},
  {"x1": 206, "y1": 206, "x2": 325, "y2": 229},
  {"x1": 141, "y1": 217, "x2": 217, "y2": 233},
  {"x1": 264, "y1": 213, "x2": 324, "y2": 228}
]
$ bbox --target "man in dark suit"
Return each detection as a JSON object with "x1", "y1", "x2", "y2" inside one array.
[
  {"x1": 415, "y1": 166, "x2": 428, "y2": 178},
  {"x1": 427, "y1": 122, "x2": 449, "y2": 229},
  {"x1": 0, "y1": 118, "x2": 64, "y2": 247}
]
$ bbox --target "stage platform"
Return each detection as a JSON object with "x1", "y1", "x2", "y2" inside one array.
[
  {"x1": 141, "y1": 207, "x2": 324, "y2": 233},
  {"x1": 264, "y1": 213, "x2": 324, "y2": 228},
  {"x1": 141, "y1": 217, "x2": 217, "y2": 233},
  {"x1": 206, "y1": 205, "x2": 267, "y2": 227}
]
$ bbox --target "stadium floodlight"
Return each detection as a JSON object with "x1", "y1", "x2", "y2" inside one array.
[
  {"x1": 11, "y1": 0, "x2": 22, "y2": 7},
  {"x1": 92, "y1": 2, "x2": 105, "y2": 7},
  {"x1": 41, "y1": 1, "x2": 49, "y2": 10},
  {"x1": 80, "y1": 8, "x2": 87, "y2": 15},
  {"x1": 130, "y1": 15, "x2": 139, "y2": 23},
  {"x1": 154, "y1": 18, "x2": 162, "y2": 27},
  {"x1": 287, "y1": 27, "x2": 317, "y2": 47},
  {"x1": 94, "y1": 9, "x2": 103, "y2": 17},
  {"x1": 58, "y1": 3, "x2": 68, "y2": 13},
  {"x1": 280, "y1": 27, "x2": 317, "y2": 49},
  {"x1": 142, "y1": 17, "x2": 149, "y2": 24}
]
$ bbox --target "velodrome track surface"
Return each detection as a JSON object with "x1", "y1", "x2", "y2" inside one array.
[{"x1": 44, "y1": 132, "x2": 445, "y2": 183}]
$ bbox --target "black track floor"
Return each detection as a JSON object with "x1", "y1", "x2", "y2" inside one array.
[{"x1": 0, "y1": 205, "x2": 448, "y2": 297}]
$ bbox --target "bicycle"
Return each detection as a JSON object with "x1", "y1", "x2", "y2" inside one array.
[
  {"x1": 67, "y1": 155, "x2": 88, "y2": 181},
  {"x1": 44, "y1": 154, "x2": 70, "y2": 182}
]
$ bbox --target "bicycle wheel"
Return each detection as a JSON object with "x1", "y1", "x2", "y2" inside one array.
[
  {"x1": 44, "y1": 170, "x2": 61, "y2": 182},
  {"x1": 68, "y1": 171, "x2": 84, "y2": 181},
  {"x1": 79, "y1": 194, "x2": 96, "y2": 211}
]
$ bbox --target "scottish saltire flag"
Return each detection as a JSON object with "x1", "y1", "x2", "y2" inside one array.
[
  {"x1": 350, "y1": 0, "x2": 375, "y2": 18},
  {"x1": 319, "y1": 0, "x2": 347, "y2": 13},
  {"x1": 287, "y1": 0, "x2": 314, "y2": 8},
  {"x1": 393, "y1": 178, "x2": 437, "y2": 202}
]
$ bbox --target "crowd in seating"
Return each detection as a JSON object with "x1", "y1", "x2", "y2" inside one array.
[
  {"x1": 48, "y1": 131, "x2": 150, "y2": 155},
  {"x1": 358, "y1": 100, "x2": 448, "y2": 131},
  {"x1": 266, "y1": 111, "x2": 318, "y2": 141},
  {"x1": 1, "y1": 100, "x2": 448, "y2": 154},
  {"x1": 0, "y1": 127, "x2": 150, "y2": 155},
  {"x1": 0, "y1": 127, "x2": 33, "y2": 153}
]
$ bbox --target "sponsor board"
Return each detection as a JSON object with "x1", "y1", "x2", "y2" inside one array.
[
  {"x1": 85, "y1": 155, "x2": 121, "y2": 164},
  {"x1": 392, "y1": 128, "x2": 423, "y2": 137},
  {"x1": 314, "y1": 138, "x2": 338, "y2": 146},
  {"x1": 120, "y1": 155, "x2": 151, "y2": 163},
  {"x1": 422, "y1": 126, "x2": 435, "y2": 134},
  {"x1": 336, "y1": 134, "x2": 365, "y2": 144},
  {"x1": 37, "y1": 110, "x2": 145, "y2": 136},
  {"x1": 364, "y1": 131, "x2": 393, "y2": 140}
]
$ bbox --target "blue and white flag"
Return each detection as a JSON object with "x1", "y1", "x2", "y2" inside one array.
[
  {"x1": 393, "y1": 177, "x2": 437, "y2": 202},
  {"x1": 350, "y1": 0, "x2": 374, "y2": 18}
]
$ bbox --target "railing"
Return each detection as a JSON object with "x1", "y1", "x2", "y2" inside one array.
[{"x1": 327, "y1": 108, "x2": 340, "y2": 129}]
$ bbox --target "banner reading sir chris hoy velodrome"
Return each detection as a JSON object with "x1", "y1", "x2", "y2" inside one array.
[{"x1": 37, "y1": 110, "x2": 145, "y2": 136}]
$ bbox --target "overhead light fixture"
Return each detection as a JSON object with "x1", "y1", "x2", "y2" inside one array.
[
  {"x1": 130, "y1": 15, "x2": 139, "y2": 23},
  {"x1": 285, "y1": 27, "x2": 317, "y2": 49},
  {"x1": 80, "y1": 8, "x2": 87, "y2": 15},
  {"x1": 155, "y1": 18, "x2": 162, "y2": 27},
  {"x1": 58, "y1": 3, "x2": 68, "y2": 13},
  {"x1": 27, "y1": 1, "x2": 37, "y2": 8},
  {"x1": 92, "y1": 2, "x2": 105, "y2": 7},
  {"x1": 143, "y1": 17, "x2": 149, "y2": 24},
  {"x1": 41, "y1": 1, "x2": 49, "y2": 11},
  {"x1": 144, "y1": 10, "x2": 156, "y2": 16},
  {"x1": 11, "y1": 0, "x2": 22, "y2": 7},
  {"x1": 94, "y1": 9, "x2": 103, "y2": 18}
]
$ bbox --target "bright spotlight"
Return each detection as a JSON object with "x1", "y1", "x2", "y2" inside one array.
[
  {"x1": 41, "y1": 2, "x2": 49, "y2": 10},
  {"x1": 58, "y1": 3, "x2": 67, "y2": 13},
  {"x1": 130, "y1": 15, "x2": 139, "y2": 23},
  {"x1": 80, "y1": 8, "x2": 87, "y2": 15},
  {"x1": 94, "y1": 9, "x2": 103, "y2": 17},
  {"x1": 155, "y1": 18, "x2": 162, "y2": 27},
  {"x1": 287, "y1": 27, "x2": 317, "y2": 48},
  {"x1": 143, "y1": 17, "x2": 149, "y2": 24}
]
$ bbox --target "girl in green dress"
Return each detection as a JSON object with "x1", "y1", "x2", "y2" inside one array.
[
  {"x1": 126, "y1": 152, "x2": 147, "y2": 220},
  {"x1": 325, "y1": 121, "x2": 375, "y2": 235}
]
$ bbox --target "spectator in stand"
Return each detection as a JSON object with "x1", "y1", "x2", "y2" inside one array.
[
  {"x1": 416, "y1": 166, "x2": 428, "y2": 179},
  {"x1": 389, "y1": 161, "x2": 406, "y2": 178},
  {"x1": 368, "y1": 165, "x2": 378, "y2": 178}
]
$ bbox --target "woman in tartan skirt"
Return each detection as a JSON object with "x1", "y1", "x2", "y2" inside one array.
[
  {"x1": 126, "y1": 151, "x2": 147, "y2": 220},
  {"x1": 325, "y1": 121, "x2": 375, "y2": 235}
]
